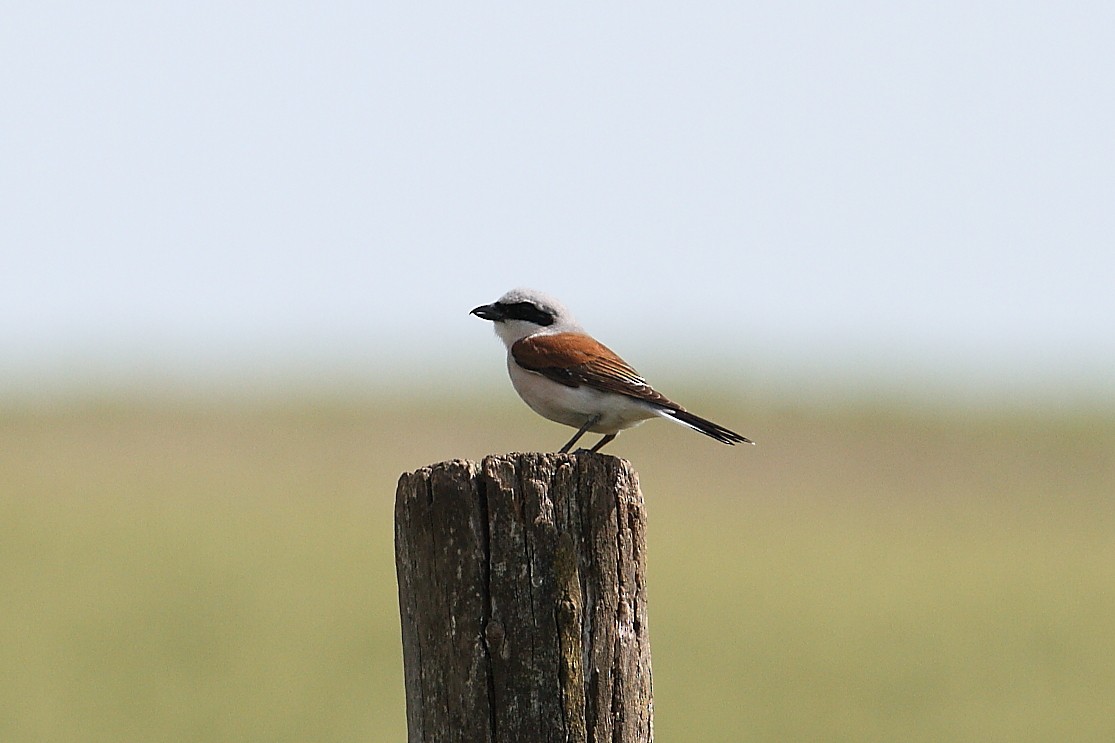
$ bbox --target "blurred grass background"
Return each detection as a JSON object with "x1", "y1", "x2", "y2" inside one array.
[{"x1": 2, "y1": 389, "x2": 1114, "y2": 742}]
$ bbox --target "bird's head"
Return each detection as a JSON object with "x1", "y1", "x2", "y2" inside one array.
[{"x1": 471, "y1": 288, "x2": 577, "y2": 346}]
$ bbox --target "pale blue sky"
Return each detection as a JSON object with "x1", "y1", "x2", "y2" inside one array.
[{"x1": 3, "y1": 3, "x2": 1113, "y2": 400}]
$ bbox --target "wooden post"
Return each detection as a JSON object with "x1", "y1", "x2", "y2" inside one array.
[{"x1": 394, "y1": 452, "x2": 653, "y2": 743}]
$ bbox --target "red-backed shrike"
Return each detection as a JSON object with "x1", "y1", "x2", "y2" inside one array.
[{"x1": 471, "y1": 288, "x2": 753, "y2": 453}]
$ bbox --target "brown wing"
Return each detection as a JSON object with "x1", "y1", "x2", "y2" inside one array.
[{"x1": 511, "y1": 332, "x2": 681, "y2": 409}]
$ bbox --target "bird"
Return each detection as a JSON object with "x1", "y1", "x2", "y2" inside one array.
[{"x1": 470, "y1": 288, "x2": 753, "y2": 453}]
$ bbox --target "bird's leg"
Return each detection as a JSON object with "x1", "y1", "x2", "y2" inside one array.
[
  {"x1": 589, "y1": 433, "x2": 616, "y2": 453},
  {"x1": 559, "y1": 415, "x2": 600, "y2": 453}
]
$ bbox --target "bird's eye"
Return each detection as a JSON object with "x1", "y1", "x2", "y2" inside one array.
[{"x1": 496, "y1": 301, "x2": 555, "y2": 326}]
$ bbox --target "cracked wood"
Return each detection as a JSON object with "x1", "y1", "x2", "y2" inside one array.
[{"x1": 395, "y1": 452, "x2": 653, "y2": 743}]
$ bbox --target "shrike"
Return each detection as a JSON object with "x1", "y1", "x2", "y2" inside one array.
[{"x1": 471, "y1": 288, "x2": 753, "y2": 453}]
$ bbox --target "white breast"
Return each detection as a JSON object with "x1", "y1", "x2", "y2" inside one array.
[{"x1": 506, "y1": 357, "x2": 658, "y2": 434}]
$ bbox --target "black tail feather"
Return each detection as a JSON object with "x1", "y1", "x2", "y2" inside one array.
[{"x1": 658, "y1": 408, "x2": 754, "y2": 446}]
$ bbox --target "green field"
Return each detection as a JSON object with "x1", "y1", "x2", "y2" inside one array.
[{"x1": 2, "y1": 392, "x2": 1113, "y2": 742}]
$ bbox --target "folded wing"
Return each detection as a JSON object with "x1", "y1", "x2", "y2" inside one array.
[{"x1": 511, "y1": 332, "x2": 678, "y2": 409}]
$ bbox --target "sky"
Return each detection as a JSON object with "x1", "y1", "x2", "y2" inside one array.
[{"x1": 3, "y1": 3, "x2": 1113, "y2": 402}]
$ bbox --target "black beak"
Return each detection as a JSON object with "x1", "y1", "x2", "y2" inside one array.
[{"x1": 470, "y1": 303, "x2": 504, "y2": 321}]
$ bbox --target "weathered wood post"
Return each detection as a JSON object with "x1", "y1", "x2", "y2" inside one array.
[{"x1": 394, "y1": 452, "x2": 653, "y2": 743}]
